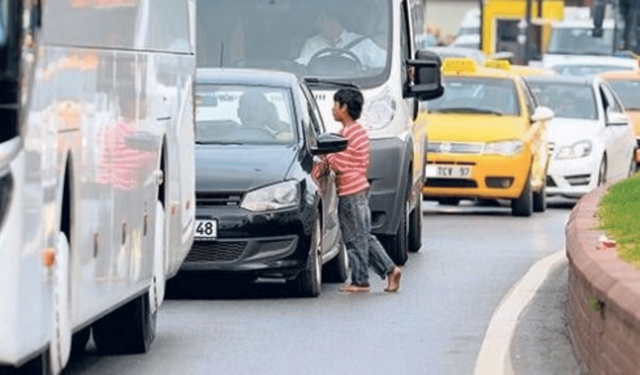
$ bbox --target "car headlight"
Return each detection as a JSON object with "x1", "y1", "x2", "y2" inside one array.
[
  {"x1": 484, "y1": 140, "x2": 524, "y2": 156},
  {"x1": 556, "y1": 140, "x2": 592, "y2": 159},
  {"x1": 241, "y1": 181, "x2": 300, "y2": 212},
  {"x1": 360, "y1": 89, "x2": 396, "y2": 130}
]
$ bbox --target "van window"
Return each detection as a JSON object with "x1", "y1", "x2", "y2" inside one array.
[
  {"x1": 0, "y1": 0, "x2": 7, "y2": 46},
  {"x1": 196, "y1": 0, "x2": 392, "y2": 88},
  {"x1": 547, "y1": 27, "x2": 615, "y2": 55}
]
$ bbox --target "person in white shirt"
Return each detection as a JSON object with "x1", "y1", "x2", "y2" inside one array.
[{"x1": 296, "y1": 10, "x2": 386, "y2": 70}]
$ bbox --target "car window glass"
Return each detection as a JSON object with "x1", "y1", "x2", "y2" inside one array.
[
  {"x1": 195, "y1": 84, "x2": 296, "y2": 144},
  {"x1": 520, "y1": 78, "x2": 537, "y2": 116},
  {"x1": 429, "y1": 76, "x2": 520, "y2": 116},
  {"x1": 301, "y1": 84, "x2": 325, "y2": 134},
  {"x1": 602, "y1": 83, "x2": 624, "y2": 113},
  {"x1": 607, "y1": 80, "x2": 640, "y2": 110},
  {"x1": 528, "y1": 81, "x2": 597, "y2": 120}
]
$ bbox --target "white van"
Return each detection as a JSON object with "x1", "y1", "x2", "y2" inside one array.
[{"x1": 195, "y1": 0, "x2": 443, "y2": 265}]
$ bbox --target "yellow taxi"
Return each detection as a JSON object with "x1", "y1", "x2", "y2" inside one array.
[
  {"x1": 599, "y1": 69, "x2": 640, "y2": 164},
  {"x1": 423, "y1": 57, "x2": 553, "y2": 216},
  {"x1": 484, "y1": 59, "x2": 556, "y2": 77}
]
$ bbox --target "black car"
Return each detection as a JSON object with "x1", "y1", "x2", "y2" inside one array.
[{"x1": 182, "y1": 68, "x2": 349, "y2": 297}]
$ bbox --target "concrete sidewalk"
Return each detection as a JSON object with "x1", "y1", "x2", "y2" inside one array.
[{"x1": 511, "y1": 259, "x2": 587, "y2": 375}]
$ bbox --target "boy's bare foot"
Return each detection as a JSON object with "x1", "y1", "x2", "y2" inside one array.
[
  {"x1": 384, "y1": 266, "x2": 401, "y2": 292},
  {"x1": 339, "y1": 284, "x2": 371, "y2": 293}
]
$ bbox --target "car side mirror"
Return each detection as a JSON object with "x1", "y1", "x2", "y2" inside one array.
[
  {"x1": 311, "y1": 133, "x2": 348, "y2": 155},
  {"x1": 531, "y1": 106, "x2": 554, "y2": 122},
  {"x1": 406, "y1": 50, "x2": 444, "y2": 101},
  {"x1": 606, "y1": 110, "x2": 629, "y2": 126}
]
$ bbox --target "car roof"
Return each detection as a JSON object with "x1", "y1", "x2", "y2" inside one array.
[
  {"x1": 196, "y1": 68, "x2": 300, "y2": 88},
  {"x1": 525, "y1": 75, "x2": 596, "y2": 86}
]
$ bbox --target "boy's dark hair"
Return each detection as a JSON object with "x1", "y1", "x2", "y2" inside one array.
[{"x1": 334, "y1": 88, "x2": 364, "y2": 120}]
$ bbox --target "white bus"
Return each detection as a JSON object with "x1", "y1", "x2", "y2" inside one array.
[{"x1": 0, "y1": 0, "x2": 196, "y2": 373}]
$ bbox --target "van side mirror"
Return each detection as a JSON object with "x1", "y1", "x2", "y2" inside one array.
[{"x1": 406, "y1": 50, "x2": 444, "y2": 101}]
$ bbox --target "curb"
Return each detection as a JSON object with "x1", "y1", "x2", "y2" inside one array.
[{"x1": 566, "y1": 186, "x2": 640, "y2": 374}]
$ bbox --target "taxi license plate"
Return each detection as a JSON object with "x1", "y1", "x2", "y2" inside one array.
[
  {"x1": 426, "y1": 165, "x2": 473, "y2": 179},
  {"x1": 195, "y1": 219, "x2": 218, "y2": 241}
]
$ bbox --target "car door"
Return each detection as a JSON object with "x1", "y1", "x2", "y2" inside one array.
[
  {"x1": 300, "y1": 84, "x2": 341, "y2": 256},
  {"x1": 600, "y1": 82, "x2": 632, "y2": 180}
]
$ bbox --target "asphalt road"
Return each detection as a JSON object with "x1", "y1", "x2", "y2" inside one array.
[{"x1": 63, "y1": 198, "x2": 578, "y2": 375}]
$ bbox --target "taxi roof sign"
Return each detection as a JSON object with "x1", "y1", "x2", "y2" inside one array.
[
  {"x1": 442, "y1": 58, "x2": 477, "y2": 73},
  {"x1": 484, "y1": 59, "x2": 511, "y2": 71}
]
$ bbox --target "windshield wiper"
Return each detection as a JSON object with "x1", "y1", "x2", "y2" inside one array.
[
  {"x1": 304, "y1": 78, "x2": 359, "y2": 90},
  {"x1": 431, "y1": 107, "x2": 504, "y2": 115},
  {"x1": 195, "y1": 141, "x2": 244, "y2": 145}
]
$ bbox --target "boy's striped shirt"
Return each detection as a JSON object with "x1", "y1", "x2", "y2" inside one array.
[{"x1": 327, "y1": 122, "x2": 370, "y2": 196}]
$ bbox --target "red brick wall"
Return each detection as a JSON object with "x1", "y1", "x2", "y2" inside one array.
[{"x1": 566, "y1": 186, "x2": 640, "y2": 375}]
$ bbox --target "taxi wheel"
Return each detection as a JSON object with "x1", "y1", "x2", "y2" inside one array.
[
  {"x1": 511, "y1": 177, "x2": 533, "y2": 217},
  {"x1": 533, "y1": 180, "x2": 546, "y2": 213},
  {"x1": 438, "y1": 198, "x2": 460, "y2": 206}
]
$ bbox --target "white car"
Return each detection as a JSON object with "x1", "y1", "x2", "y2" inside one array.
[
  {"x1": 526, "y1": 75, "x2": 637, "y2": 198},
  {"x1": 548, "y1": 57, "x2": 638, "y2": 77}
]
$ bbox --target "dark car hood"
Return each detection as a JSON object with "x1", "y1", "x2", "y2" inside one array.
[{"x1": 195, "y1": 145, "x2": 297, "y2": 192}]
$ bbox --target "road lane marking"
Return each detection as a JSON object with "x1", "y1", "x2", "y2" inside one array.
[{"x1": 474, "y1": 250, "x2": 567, "y2": 375}]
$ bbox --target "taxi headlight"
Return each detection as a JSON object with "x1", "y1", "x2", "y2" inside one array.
[
  {"x1": 556, "y1": 140, "x2": 592, "y2": 159},
  {"x1": 484, "y1": 140, "x2": 524, "y2": 156},
  {"x1": 241, "y1": 181, "x2": 300, "y2": 212},
  {"x1": 360, "y1": 89, "x2": 396, "y2": 130}
]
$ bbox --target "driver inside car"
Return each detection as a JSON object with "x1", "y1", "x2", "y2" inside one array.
[
  {"x1": 237, "y1": 91, "x2": 292, "y2": 140},
  {"x1": 295, "y1": 9, "x2": 386, "y2": 70}
]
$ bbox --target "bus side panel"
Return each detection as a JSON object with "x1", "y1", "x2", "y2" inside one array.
[
  {"x1": 0, "y1": 151, "x2": 50, "y2": 365},
  {"x1": 153, "y1": 53, "x2": 196, "y2": 279}
]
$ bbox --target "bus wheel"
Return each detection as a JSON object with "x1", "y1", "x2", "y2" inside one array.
[
  {"x1": 50, "y1": 233, "x2": 72, "y2": 374},
  {"x1": 92, "y1": 291, "x2": 157, "y2": 355}
]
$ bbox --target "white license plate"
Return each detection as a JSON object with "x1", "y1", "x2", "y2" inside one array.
[
  {"x1": 195, "y1": 219, "x2": 218, "y2": 241},
  {"x1": 425, "y1": 165, "x2": 473, "y2": 179}
]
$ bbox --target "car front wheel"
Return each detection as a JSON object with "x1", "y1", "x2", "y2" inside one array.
[{"x1": 291, "y1": 218, "x2": 322, "y2": 297}]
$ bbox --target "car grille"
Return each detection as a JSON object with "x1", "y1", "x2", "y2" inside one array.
[
  {"x1": 425, "y1": 178, "x2": 477, "y2": 188},
  {"x1": 186, "y1": 241, "x2": 248, "y2": 262},
  {"x1": 546, "y1": 175, "x2": 557, "y2": 188},
  {"x1": 427, "y1": 142, "x2": 484, "y2": 155},
  {"x1": 196, "y1": 192, "x2": 243, "y2": 207}
]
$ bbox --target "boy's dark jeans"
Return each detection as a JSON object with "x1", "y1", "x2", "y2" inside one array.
[{"x1": 338, "y1": 191, "x2": 394, "y2": 286}]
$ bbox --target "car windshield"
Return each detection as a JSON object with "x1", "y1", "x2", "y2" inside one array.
[
  {"x1": 547, "y1": 27, "x2": 615, "y2": 56},
  {"x1": 528, "y1": 81, "x2": 597, "y2": 120},
  {"x1": 553, "y1": 64, "x2": 634, "y2": 77},
  {"x1": 428, "y1": 77, "x2": 520, "y2": 116},
  {"x1": 196, "y1": 84, "x2": 296, "y2": 145},
  {"x1": 196, "y1": 0, "x2": 391, "y2": 88},
  {"x1": 607, "y1": 80, "x2": 640, "y2": 110}
]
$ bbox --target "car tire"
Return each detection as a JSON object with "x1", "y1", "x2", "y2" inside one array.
[
  {"x1": 381, "y1": 198, "x2": 409, "y2": 266},
  {"x1": 597, "y1": 157, "x2": 607, "y2": 186},
  {"x1": 512, "y1": 176, "x2": 533, "y2": 217},
  {"x1": 408, "y1": 197, "x2": 422, "y2": 253},
  {"x1": 533, "y1": 178, "x2": 546, "y2": 213},
  {"x1": 323, "y1": 234, "x2": 349, "y2": 283},
  {"x1": 92, "y1": 291, "x2": 157, "y2": 355},
  {"x1": 438, "y1": 198, "x2": 460, "y2": 206},
  {"x1": 292, "y1": 218, "x2": 322, "y2": 297}
]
